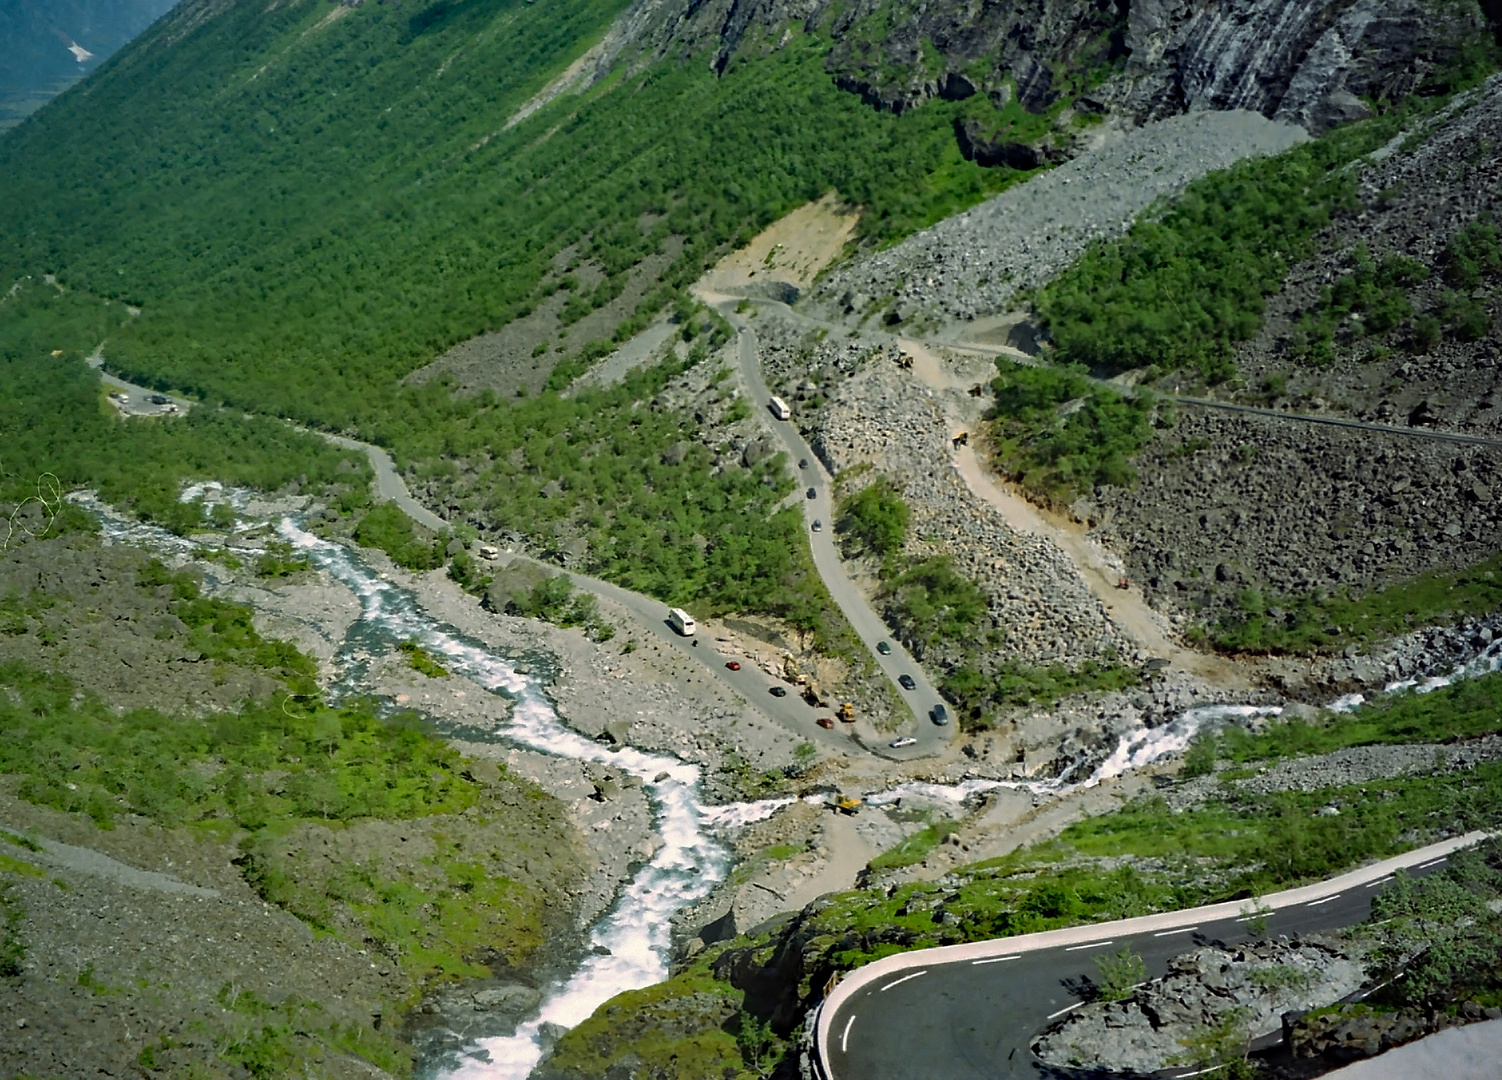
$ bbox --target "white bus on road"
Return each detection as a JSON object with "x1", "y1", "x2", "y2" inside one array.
[
  {"x1": 768, "y1": 396, "x2": 792, "y2": 421},
  {"x1": 668, "y1": 608, "x2": 697, "y2": 636}
]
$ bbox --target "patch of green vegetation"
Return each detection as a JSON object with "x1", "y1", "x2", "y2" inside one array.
[
  {"x1": 0, "y1": 830, "x2": 40, "y2": 852},
  {"x1": 1095, "y1": 946, "x2": 1147, "y2": 1001},
  {"x1": 1034, "y1": 100, "x2": 1469, "y2": 382},
  {"x1": 0, "y1": 284, "x2": 369, "y2": 537},
  {"x1": 988, "y1": 361, "x2": 1157, "y2": 503},
  {"x1": 353, "y1": 502, "x2": 446, "y2": 572},
  {"x1": 254, "y1": 541, "x2": 312, "y2": 579},
  {"x1": 0, "y1": 880, "x2": 23, "y2": 977},
  {"x1": 135, "y1": 558, "x2": 320, "y2": 694},
  {"x1": 508, "y1": 573, "x2": 615, "y2": 642},
  {"x1": 941, "y1": 658, "x2": 1140, "y2": 728},
  {"x1": 1365, "y1": 844, "x2": 1502, "y2": 1008},
  {"x1": 1291, "y1": 246, "x2": 1426, "y2": 365},
  {"x1": 1209, "y1": 551, "x2": 1502, "y2": 655},
  {"x1": 398, "y1": 639, "x2": 449, "y2": 679},
  {"x1": 1208, "y1": 668, "x2": 1502, "y2": 767},
  {"x1": 0, "y1": 662, "x2": 475, "y2": 830},
  {"x1": 868, "y1": 820, "x2": 960, "y2": 870},
  {"x1": 0, "y1": 852, "x2": 43, "y2": 878},
  {"x1": 446, "y1": 547, "x2": 492, "y2": 597},
  {"x1": 885, "y1": 556, "x2": 988, "y2": 647},
  {"x1": 835, "y1": 475, "x2": 910, "y2": 570},
  {"x1": 210, "y1": 986, "x2": 413, "y2": 1079},
  {"x1": 1443, "y1": 220, "x2": 1502, "y2": 290}
]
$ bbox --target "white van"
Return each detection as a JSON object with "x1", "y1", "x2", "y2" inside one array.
[
  {"x1": 668, "y1": 608, "x2": 697, "y2": 636},
  {"x1": 768, "y1": 396, "x2": 792, "y2": 421}
]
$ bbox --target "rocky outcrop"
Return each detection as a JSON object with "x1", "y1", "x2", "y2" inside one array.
[{"x1": 1033, "y1": 936, "x2": 1369, "y2": 1074}]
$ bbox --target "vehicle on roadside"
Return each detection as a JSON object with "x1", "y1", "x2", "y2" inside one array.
[
  {"x1": 898, "y1": 674, "x2": 916, "y2": 690},
  {"x1": 147, "y1": 393, "x2": 170, "y2": 405},
  {"x1": 931, "y1": 704, "x2": 949, "y2": 725},
  {"x1": 768, "y1": 396, "x2": 792, "y2": 421},
  {"x1": 667, "y1": 608, "x2": 696, "y2": 636},
  {"x1": 806, "y1": 487, "x2": 816, "y2": 499},
  {"x1": 889, "y1": 736, "x2": 917, "y2": 748},
  {"x1": 725, "y1": 661, "x2": 741, "y2": 671},
  {"x1": 476, "y1": 544, "x2": 499, "y2": 559},
  {"x1": 798, "y1": 458, "x2": 809, "y2": 469},
  {"x1": 768, "y1": 685, "x2": 788, "y2": 698},
  {"x1": 811, "y1": 520, "x2": 822, "y2": 532},
  {"x1": 876, "y1": 641, "x2": 892, "y2": 655},
  {"x1": 816, "y1": 716, "x2": 835, "y2": 729}
]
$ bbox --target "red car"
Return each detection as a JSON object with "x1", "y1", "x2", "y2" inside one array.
[
  {"x1": 725, "y1": 661, "x2": 741, "y2": 671},
  {"x1": 816, "y1": 717, "x2": 835, "y2": 730}
]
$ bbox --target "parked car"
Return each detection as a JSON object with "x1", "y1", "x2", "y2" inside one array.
[
  {"x1": 147, "y1": 394, "x2": 170, "y2": 405},
  {"x1": 889, "y1": 736, "x2": 917, "y2": 749},
  {"x1": 806, "y1": 487, "x2": 816, "y2": 499},
  {"x1": 811, "y1": 520, "x2": 822, "y2": 532},
  {"x1": 768, "y1": 686, "x2": 788, "y2": 698},
  {"x1": 725, "y1": 661, "x2": 741, "y2": 671},
  {"x1": 930, "y1": 704, "x2": 949, "y2": 726},
  {"x1": 816, "y1": 716, "x2": 835, "y2": 730},
  {"x1": 898, "y1": 674, "x2": 916, "y2": 690},
  {"x1": 876, "y1": 641, "x2": 892, "y2": 656}
]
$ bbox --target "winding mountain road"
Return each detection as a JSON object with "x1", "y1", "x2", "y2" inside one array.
[
  {"x1": 713, "y1": 297, "x2": 956, "y2": 756},
  {"x1": 816, "y1": 831, "x2": 1493, "y2": 1080}
]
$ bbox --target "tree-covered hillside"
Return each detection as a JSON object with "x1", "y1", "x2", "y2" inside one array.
[{"x1": 0, "y1": 0, "x2": 1027, "y2": 437}]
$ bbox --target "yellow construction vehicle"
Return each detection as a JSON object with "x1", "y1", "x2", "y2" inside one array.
[
  {"x1": 838, "y1": 701, "x2": 856, "y2": 723},
  {"x1": 831, "y1": 794, "x2": 862, "y2": 814}
]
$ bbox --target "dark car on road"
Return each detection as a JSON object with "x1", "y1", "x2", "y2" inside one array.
[
  {"x1": 799, "y1": 458, "x2": 809, "y2": 469},
  {"x1": 931, "y1": 704, "x2": 949, "y2": 725},
  {"x1": 816, "y1": 716, "x2": 835, "y2": 729},
  {"x1": 768, "y1": 686, "x2": 788, "y2": 698},
  {"x1": 806, "y1": 487, "x2": 816, "y2": 499},
  {"x1": 876, "y1": 641, "x2": 892, "y2": 656},
  {"x1": 898, "y1": 674, "x2": 916, "y2": 690},
  {"x1": 811, "y1": 520, "x2": 822, "y2": 532},
  {"x1": 147, "y1": 394, "x2": 170, "y2": 405}
]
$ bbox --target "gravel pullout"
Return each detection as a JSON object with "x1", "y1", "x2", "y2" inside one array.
[{"x1": 813, "y1": 110, "x2": 1308, "y2": 324}]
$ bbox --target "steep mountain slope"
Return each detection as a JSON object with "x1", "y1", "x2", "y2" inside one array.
[
  {"x1": 0, "y1": 0, "x2": 177, "y2": 129},
  {"x1": 2, "y1": 0, "x2": 1493, "y2": 443}
]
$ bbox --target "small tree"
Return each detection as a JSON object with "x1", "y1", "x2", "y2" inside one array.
[{"x1": 1095, "y1": 947, "x2": 1147, "y2": 1002}]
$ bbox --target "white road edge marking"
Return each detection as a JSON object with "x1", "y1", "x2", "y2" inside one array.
[
  {"x1": 879, "y1": 970, "x2": 929, "y2": 992},
  {"x1": 1419, "y1": 857, "x2": 1448, "y2": 869},
  {"x1": 840, "y1": 1015, "x2": 855, "y2": 1053},
  {"x1": 1046, "y1": 1001, "x2": 1084, "y2": 1020},
  {"x1": 1064, "y1": 940, "x2": 1114, "y2": 952},
  {"x1": 972, "y1": 955, "x2": 1020, "y2": 965},
  {"x1": 1176, "y1": 1066, "x2": 1225, "y2": 1078},
  {"x1": 1365, "y1": 875, "x2": 1395, "y2": 888},
  {"x1": 1153, "y1": 926, "x2": 1198, "y2": 937},
  {"x1": 1307, "y1": 894, "x2": 1343, "y2": 907}
]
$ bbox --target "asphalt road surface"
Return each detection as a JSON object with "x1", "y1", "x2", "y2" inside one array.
[
  {"x1": 718, "y1": 301, "x2": 956, "y2": 758},
  {"x1": 821, "y1": 838, "x2": 1483, "y2": 1080}
]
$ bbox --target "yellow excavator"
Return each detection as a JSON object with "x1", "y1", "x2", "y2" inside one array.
[
  {"x1": 838, "y1": 701, "x2": 856, "y2": 723},
  {"x1": 831, "y1": 794, "x2": 862, "y2": 814}
]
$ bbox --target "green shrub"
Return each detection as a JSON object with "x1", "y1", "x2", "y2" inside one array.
[
  {"x1": 836, "y1": 477, "x2": 910, "y2": 566},
  {"x1": 353, "y1": 503, "x2": 445, "y2": 571},
  {"x1": 885, "y1": 556, "x2": 987, "y2": 647},
  {"x1": 988, "y1": 362, "x2": 1156, "y2": 502}
]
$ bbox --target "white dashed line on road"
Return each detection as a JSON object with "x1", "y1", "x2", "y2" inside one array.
[
  {"x1": 972, "y1": 955, "x2": 1020, "y2": 965},
  {"x1": 1365, "y1": 875, "x2": 1395, "y2": 888},
  {"x1": 1306, "y1": 895, "x2": 1343, "y2": 907},
  {"x1": 1419, "y1": 857, "x2": 1448, "y2": 869},
  {"x1": 1064, "y1": 940, "x2": 1114, "y2": 952},
  {"x1": 1153, "y1": 926, "x2": 1198, "y2": 937},
  {"x1": 1046, "y1": 1001, "x2": 1084, "y2": 1020},
  {"x1": 880, "y1": 970, "x2": 929, "y2": 992},
  {"x1": 841, "y1": 1015, "x2": 855, "y2": 1053}
]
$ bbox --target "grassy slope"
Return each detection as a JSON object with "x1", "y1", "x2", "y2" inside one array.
[{"x1": 0, "y1": 0, "x2": 1026, "y2": 437}]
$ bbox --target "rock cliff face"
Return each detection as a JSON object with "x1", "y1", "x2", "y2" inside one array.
[{"x1": 578, "y1": 0, "x2": 1494, "y2": 143}]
